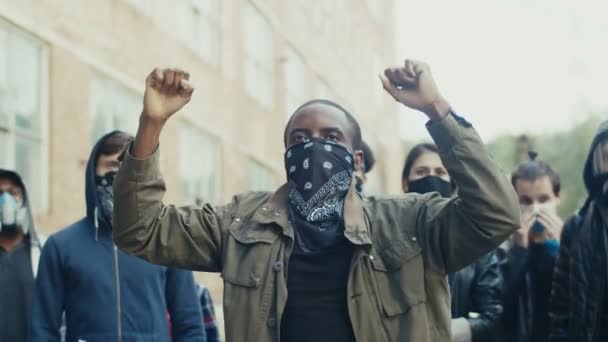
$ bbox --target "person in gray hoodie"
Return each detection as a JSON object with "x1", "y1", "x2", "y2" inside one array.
[{"x1": 0, "y1": 169, "x2": 45, "y2": 341}]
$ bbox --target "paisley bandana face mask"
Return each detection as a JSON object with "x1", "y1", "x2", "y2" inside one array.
[
  {"x1": 95, "y1": 171, "x2": 116, "y2": 227},
  {"x1": 284, "y1": 138, "x2": 354, "y2": 253}
]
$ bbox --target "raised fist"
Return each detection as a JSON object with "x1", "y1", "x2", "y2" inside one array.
[{"x1": 142, "y1": 68, "x2": 194, "y2": 123}]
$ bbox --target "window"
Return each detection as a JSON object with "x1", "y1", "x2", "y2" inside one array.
[
  {"x1": 177, "y1": 0, "x2": 221, "y2": 65},
  {"x1": 90, "y1": 75, "x2": 140, "y2": 144},
  {"x1": 243, "y1": 3, "x2": 275, "y2": 109},
  {"x1": 248, "y1": 160, "x2": 274, "y2": 191},
  {"x1": 179, "y1": 122, "x2": 220, "y2": 205},
  {"x1": 127, "y1": 0, "x2": 153, "y2": 16},
  {"x1": 0, "y1": 23, "x2": 48, "y2": 213},
  {"x1": 284, "y1": 45, "x2": 308, "y2": 117}
]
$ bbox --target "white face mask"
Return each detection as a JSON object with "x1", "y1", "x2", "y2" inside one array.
[{"x1": 0, "y1": 192, "x2": 29, "y2": 234}]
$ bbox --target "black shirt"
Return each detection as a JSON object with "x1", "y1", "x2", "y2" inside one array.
[
  {"x1": 280, "y1": 242, "x2": 356, "y2": 342},
  {"x1": 0, "y1": 239, "x2": 34, "y2": 342}
]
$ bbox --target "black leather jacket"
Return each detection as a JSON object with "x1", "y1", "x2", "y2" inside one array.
[
  {"x1": 499, "y1": 239, "x2": 557, "y2": 342},
  {"x1": 450, "y1": 251, "x2": 503, "y2": 342}
]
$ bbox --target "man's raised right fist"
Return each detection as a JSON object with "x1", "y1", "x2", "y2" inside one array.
[{"x1": 143, "y1": 68, "x2": 194, "y2": 123}]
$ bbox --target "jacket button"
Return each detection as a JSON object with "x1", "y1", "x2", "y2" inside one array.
[
  {"x1": 411, "y1": 236, "x2": 417, "y2": 242},
  {"x1": 267, "y1": 318, "x2": 277, "y2": 328},
  {"x1": 234, "y1": 217, "x2": 241, "y2": 223},
  {"x1": 369, "y1": 255, "x2": 375, "y2": 261},
  {"x1": 261, "y1": 207, "x2": 267, "y2": 211},
  {"x1": 273, "y1": 261, "x2": 283, "y2": 272}
]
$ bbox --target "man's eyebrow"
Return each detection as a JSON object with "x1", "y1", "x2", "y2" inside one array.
[
  {"x1": 320, "y1": 127, "x2": 345, "y2": 134},
  {"x1": 288, "y1": 128, "x2": 310, "y2": 135}
]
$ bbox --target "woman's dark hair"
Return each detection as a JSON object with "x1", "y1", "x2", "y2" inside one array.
[
  {"x1": 401, "y1": 143, "x2": 439, "y2": 182},
  {"x1": 511, "y1": 152, "x2": 561, "y2": 195}
]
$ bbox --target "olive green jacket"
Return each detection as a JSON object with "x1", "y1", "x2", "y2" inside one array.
[{"x1": 112, "y1": 114, "x2": 520, "y2": 342}]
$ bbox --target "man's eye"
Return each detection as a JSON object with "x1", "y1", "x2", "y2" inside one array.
[
  {"x1": 416, "y1": 169, "x2": 428, "y2": 176},
  {"x1": 520, "y1": 198, "x2": 532, "y2": 206},
  {"x1": 323, "y1": 131, "x2": 341, "y2": 141},
  {"x1": 294, "y1": 135, "x2": 306, "y2": 142}
]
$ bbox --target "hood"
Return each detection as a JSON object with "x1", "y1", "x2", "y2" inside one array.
[
  {"x1": 583, "y1": 120, "x2": 608, "y2": 194},
  {"x1": 0, "y1": 168, "x2": 41, "y2": 245},
  {"x1": 85, "y1": 131, "x2": 126, "y2": 222}
]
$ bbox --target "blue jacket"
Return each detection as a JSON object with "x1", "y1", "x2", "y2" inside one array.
[{"x1": 30, "y1": 131, "x2": 206, "y2": 342}]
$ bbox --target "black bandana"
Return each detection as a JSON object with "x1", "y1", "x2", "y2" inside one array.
[
  {"x1": 285, "y1": 138, "x2": 354, "y2": 253},
  {"x1": 95, "y1": 171, "x2": 116, "y2": 227}
]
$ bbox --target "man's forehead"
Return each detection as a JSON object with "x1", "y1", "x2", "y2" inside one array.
[
  {"x1": 0, "y1": 178, "x2": 21, "y2": 191},
  {"x1": 516, "y1": 176, "x2": 553, "y2": 192},
  {"x1": 289, "y1": 103, "x2": 351, "y2": 130}
]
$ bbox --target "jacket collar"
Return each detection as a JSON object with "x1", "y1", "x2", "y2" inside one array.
[{"x1": 252, "y1": 175, "x2": 372, "y2": 246}]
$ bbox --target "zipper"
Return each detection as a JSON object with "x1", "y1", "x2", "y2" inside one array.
[{"x1": 113, "y1": 245, "x2": 122, "y2": 342}]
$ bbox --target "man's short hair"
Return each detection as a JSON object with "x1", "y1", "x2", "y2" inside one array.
[
  {"x1": 283, "y1": 99, "x2": 363, "y2": 150},
  {"x1": 0, "y1": 169, "x2": 25, "y2": 195},
  {"x1": 98, "y1": 131, "x2": 133, "y2": 156},
  {"x1": 511, "y1": 153, "x2": 561, "y2": 195}
]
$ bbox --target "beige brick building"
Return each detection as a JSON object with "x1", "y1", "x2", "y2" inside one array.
[{"x1": 0, "y1": 0, "x2": 401, "y2": 325}]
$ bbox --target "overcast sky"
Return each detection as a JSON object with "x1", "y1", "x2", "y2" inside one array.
[{"x1": 395, "y1": 0, "x2": 608, "y2": 141}]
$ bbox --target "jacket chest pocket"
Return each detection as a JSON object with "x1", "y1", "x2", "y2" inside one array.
[
  {"x1": 221, "y1": 221, "x2": 280, "y2": 306},
  {"x1": 368, "y1": 239, "x2": 426, "y2": 317}
]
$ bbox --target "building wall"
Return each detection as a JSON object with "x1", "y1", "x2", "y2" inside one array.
[{"x1": 0, "y1": 0, "x2": 401, "y2": 326}]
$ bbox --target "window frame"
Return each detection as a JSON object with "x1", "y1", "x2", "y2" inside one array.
[
  {"x1": 284, "y1": 44, "x2": 309, "y2": 118},
  {"x1": 248, "y1": 158, "x2": 275, "y2": 191},
  {"x1": 88, "y1": 72, "x2": 141, "y2": 145},
  {"x1": 178, "y1": 119, "x2": 222, "y2": 206},
  {"x1": 243, "y1": 2, "x2": 275, "y2": 109},
  {"x1": 0, "y1": 20, "x2": 49, "y2": 214},
  {"x1": 176, "y1": 0, "x2": 221, "y2": 66}
]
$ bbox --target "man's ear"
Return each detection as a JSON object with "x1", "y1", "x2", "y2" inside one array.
[{"x1": 354, "y1": 150, "x2": 364, "y2": 171}]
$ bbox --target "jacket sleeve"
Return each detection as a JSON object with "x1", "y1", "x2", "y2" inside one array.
[
  {"x1": 166, "y1": 268, "x2": 206, "y2": 341},
  {"x1": 468, "y1": 251, "x2": 504, "y2": 342},
  {"x1": 548, "y1": 216, "x2": 578, "y2": 342},
  {"x1": 29, "y1": 236, "x2": 65, "y2": 342},
  {"x1": 112, "y1": 145, "x2": 233, "y2": 272},
  {"x1": 418, "y1": 113, "x2": 521, "y2": 273},
  {"x1": 200, "y1": 286, "x2": 220, "y2": 342}
]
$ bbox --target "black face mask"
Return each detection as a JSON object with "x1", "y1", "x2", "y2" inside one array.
[
  {"x1": 95, "y1": 171, "x2": 117, "y2": 227},
  {"x1": 284, "y1": 138, "x2": 354, "y2": 253},
  {"x1": 408, "y1": 175, "x2": 453, "y2": 198}
]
